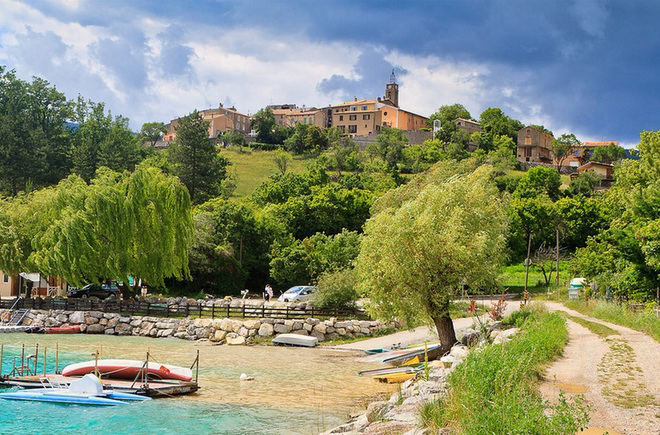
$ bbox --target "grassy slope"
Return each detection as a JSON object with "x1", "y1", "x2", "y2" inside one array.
[{"x1": 220, "y1": 148, "x2": 315, "y2": 198}]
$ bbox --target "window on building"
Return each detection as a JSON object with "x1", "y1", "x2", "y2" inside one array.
[
  {"x1": 383, "y1": 111, "x2": 388, "y2": 116},
  {"x1": 349, "y1": 114, "x2": 357, "y2": 121},
  {"x1": 362, "y1": 105, "x2": 367, "y2": 110},
  {"x1": 525, "y1": 147, "x2": 532, "y2": 157},
  {"x1": 351, "y1": 106, "x2": 357, "y2": 111},
  {"x1": 348, "y1": 125, "x2": 357, "y2": 133},
  {"x1": 339, "y1": 115, "x2": 343, "y2": 121},
  {"x1": 525, "y1": 137, "x2": 531, "y2": 145},
  {"x1": 363, "y1": 114, "x2": 370, "y2": 120},
  {"x1": 573, "y1": 150, "x2": 580, "y2": 156},
  {"x1": 2, "y1": 274, "x2": 8, "y2": 283}
]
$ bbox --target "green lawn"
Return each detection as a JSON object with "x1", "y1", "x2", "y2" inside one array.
[
  {"x1": 498, "y1": 261, "x2": 571, "y2": 297},
  {"x1": 219, "y1": 147, "x2": 315, "y2": 198}
]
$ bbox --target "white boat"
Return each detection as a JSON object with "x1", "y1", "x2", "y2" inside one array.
[
  {"x1": 272, "y1": 333, "x2": 318, "y2": 347},
  {"x1": 0, "y1": 374, "x2": 151, "y2": 406},
  {"x1": 61, "y1": 359, "x2": 193, "y2": 382}
]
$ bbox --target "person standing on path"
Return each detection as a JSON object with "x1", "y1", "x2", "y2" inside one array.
[{"x1": 265, "y1": 284, "x2": 273, "y2": 302}]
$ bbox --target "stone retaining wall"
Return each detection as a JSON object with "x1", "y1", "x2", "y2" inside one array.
[{"x1": 0, "y1": 309, "x2": 398, "y2": 345}]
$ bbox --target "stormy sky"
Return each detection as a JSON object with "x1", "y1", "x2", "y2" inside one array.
[{"x1": 1, "y1": 0, "x2": 657, "y2": 146}]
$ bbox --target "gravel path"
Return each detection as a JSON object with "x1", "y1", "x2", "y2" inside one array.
[{"x1": 541, "y1": 302, "x2": 660, "y2": 435}]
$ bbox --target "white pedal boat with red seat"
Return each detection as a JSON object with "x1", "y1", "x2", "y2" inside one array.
[{"x1": 61, "y1": 359, "x2": 193, "y2": 382}]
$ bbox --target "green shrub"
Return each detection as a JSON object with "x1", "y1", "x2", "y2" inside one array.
[
  {"x1": 314, "y1": 268, "x2": 359, "y2": 308},
  {"x1": 502, "y1": 308, "x2": 532, "y2": 328},
  {"x1": 427, "y1": 307, "x2": 590, "y2": 433}
]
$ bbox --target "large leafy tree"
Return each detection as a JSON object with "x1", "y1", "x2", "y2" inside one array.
[
  {"x1": 269, "y1": 229, "x2": 361, "y2": 288},
  {"x1": 570, "y1": 131, "x2": 660, "y2": 301},
  {"x1": 138, "y1": 122, "x2": 167, "y2": 147},
  {"x1": 429, "y1": 104, "x2": 472, "y2": 145},
  {"x1": 478, "y1": 107, "x2": 524, "y2": 144},
  {"x1": 592, "y1": 142, "x2": 627, "y2": 164},
  {"x1": 168, "y1": 111, "x2": 230, "y2": 204},
  {"x1": 356, "y1": 165, "x2": 508, "y2": 354},
  {"x1": 0, "y1": 165, "x2": 193, "y2": 292},
  {"x1": 549, "y1": 133, "x2": 581, "y2": 173},
  {"x1": 72, "y1": 100, "x2": 144, "y2": 181},
  {"x1": 271, "y1": 184, "x2": 373, "y2": 239},
  {"x1": 0, "y1": 68, "x2": 73, "y2": 195},
  {"x1": 185, "y1": 198, "x2": 283, "y2": 294}
]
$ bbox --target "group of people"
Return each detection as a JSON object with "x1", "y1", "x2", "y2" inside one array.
[{"x1": 263, "y1": 284, "x2": 273, "y2": 301}]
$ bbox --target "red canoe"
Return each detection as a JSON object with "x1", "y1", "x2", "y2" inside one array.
[
  {"x1": 61, "y1": 359, "x2": 193, "y2": 382},
  {"x1": 45, "y1": 325, "x2": 81, "y2": 334}
]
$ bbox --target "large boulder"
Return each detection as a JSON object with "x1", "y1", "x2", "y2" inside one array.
[
  {"x1": 211, "y1": 330, "x2": 227, "y2": 342},
  {"x1": 258, "y1": 323, "x2": 274, "y2": 336},
  {"x1": 459, "y1": 329, "x2": 481, "y2": 346},
  {"x1": 86, "y1": 323, "x2": 105, "y2": 334},
  {"x1": 115, "y1": 323, "x2": 133, "y2": 336},
  {"x1": 243, "y1": 319, "x2": 261, "y2": 330},
  {"x1": 273, "y1": 323, "x2": 291, "y2": 334},
  {"x1": 226, "y1": 333, "x2": 246, "y2": 345},
  {"x1": 68, "y1": 311, "x2": 86, "y2": 324}
]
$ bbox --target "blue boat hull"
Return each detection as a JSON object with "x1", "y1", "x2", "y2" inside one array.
[{"x1": 0, "y1": 389, "x2": 151, "y2": 406}]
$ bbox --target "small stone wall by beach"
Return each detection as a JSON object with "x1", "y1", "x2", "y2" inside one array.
[{"x1": 1, "y1": 308, "x2": 399, "y2": 345}]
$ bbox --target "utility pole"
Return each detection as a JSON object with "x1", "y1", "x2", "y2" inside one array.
[{"x1": 523, "y1": 232, "x2": 532, "y2": 305}]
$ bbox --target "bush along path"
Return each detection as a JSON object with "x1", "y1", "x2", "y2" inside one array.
[{"x1": 541, "y1": 301, "x2": 660, "y2": 434}]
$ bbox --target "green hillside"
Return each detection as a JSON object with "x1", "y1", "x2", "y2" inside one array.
[{"x1": 219, "y1": 148, "x2": 315, "y2": 198}]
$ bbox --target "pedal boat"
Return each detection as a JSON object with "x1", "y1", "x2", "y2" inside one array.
[{"x1": 0, "y1": 374, "x2": 151, "y2": 406}]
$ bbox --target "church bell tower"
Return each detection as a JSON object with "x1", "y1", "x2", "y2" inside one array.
[{"x1": 385, "y1": 69, "x2": 399, "y2": 107}]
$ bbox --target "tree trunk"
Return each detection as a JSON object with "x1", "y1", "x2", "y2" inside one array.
[{"x1": 431, "y1": 311, "x2": 457, "y2": 356}]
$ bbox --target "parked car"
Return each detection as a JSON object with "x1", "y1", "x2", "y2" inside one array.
[
  {"x1": 67, "y1": 282, "x2": 122, "y2": 299},
  {"x1": 278, "y1": 286, "x2": 316, "y2": 302}
]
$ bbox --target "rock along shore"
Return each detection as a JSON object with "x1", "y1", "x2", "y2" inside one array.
[{"x1": 0, "y1": 308, "x2": 399, "y2": 345}]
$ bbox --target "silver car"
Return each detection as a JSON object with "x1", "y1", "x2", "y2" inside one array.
[{"x1": 278, "y1": 286, "x2": 316, "y2": 302}]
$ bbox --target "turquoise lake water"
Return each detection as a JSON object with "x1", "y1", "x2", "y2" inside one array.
[{"x1": 0, "y1": 334, "x2": 392, "y2": 434}]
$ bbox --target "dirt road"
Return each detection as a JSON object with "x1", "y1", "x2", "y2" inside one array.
[{"x1": 541, "y1": 302, "x2": 660, "y2": 435}]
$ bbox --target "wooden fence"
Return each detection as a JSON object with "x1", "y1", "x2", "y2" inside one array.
[{"x1": 0, "y1": 297, "x2": 370, "y2": 321}]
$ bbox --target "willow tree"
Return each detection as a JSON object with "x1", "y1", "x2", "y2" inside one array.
[
  {"x1": 356, "y1": 164, "x2": 508, "y2": 354},
  {"x1": 0, "y1": 164, "x2": 193, "y2": 293}
]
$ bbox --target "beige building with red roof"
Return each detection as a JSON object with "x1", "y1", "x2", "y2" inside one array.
[
  {"x1": 163, "y1": 103, "x2": 251, "y2": 143},
  {"x1": 564, "y1": 141, "x2": 619, "y2": 167},
  {"x1": 329, "y1": 72, "x2": 428, "y2": 137}
]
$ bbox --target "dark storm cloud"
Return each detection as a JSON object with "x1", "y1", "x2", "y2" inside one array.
[
  {"x1": 12, "y1": 0, "x2": 660, "y2": 142},
  {"x1": 317, "y1": 48, "x2": 407, "y2": 102}
]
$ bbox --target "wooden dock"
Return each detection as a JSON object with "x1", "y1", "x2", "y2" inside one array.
[{"x1": 0, "y1": 374, "x2": 199, "y2": 397}]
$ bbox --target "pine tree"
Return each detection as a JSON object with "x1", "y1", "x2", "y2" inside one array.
[{"x1": 168, "y1": 111, "x2": 229, "y2": 204}]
